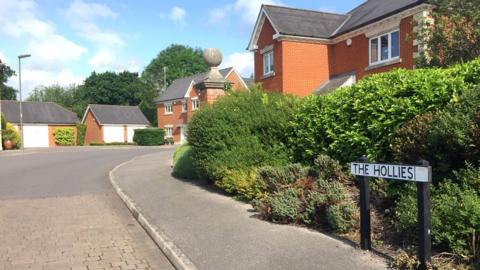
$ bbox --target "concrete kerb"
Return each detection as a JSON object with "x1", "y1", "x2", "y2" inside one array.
[{"x1": 109, "y1": 156, "x2": 198, "y2": 270}]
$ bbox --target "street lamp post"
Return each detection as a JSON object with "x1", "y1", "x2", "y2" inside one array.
[{"x1": 18, "y1": 54, "x2": 31, "y2": 150}]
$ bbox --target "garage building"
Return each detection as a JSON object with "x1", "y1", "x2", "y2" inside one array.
[
  {"x1": 82, "y1": 104, "x2": 150, "y2": 145},
  {"x1": 1, "y1": 100, "x2": 79, "y2": 148}
]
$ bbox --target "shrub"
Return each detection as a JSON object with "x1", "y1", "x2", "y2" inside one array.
[
  {"x1": 172, "y1": 145, "x2": 198, "y2": 180},
  {"x1": 257, "y1": 163, "x2": 309, "y2": 193},
  {"x1": 2, "y1": 123, "x2": 21, "y2": 148},
  {"x1": 267, "y1": 188, "x2": 300, "y2": 224},
  {"x1": 188, "y1": 86, "x2": 299, "y2": 181},
  {"x1": 76, "y1": 123, "x2": 86, "y2": 146},
  {"x1": 215, "y1": 169, "x2": 264, "y2": 201},
  {"x1": 393, "y1": 86, "x2": 480, "y2": 181},
  {"x1": 288, "y1": 58, "x2": 480, "y2": 164},
  {"x1": 395, "y1": 166, "x2": 480, "y2": 260},
  {"x1": 258, "y1": 155, "x2": 358, "y2": 233},
  {"x1": 133, "y1": 128, "x2": 165, "y2": 146},
  {"x1": 54, "y1": 127, "x2": 75, "y2": 146},
  {"x1": 326, "y1": 203, "x2": 357, "y2": 233}
]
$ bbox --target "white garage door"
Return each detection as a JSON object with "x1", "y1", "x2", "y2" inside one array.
[
  {"x1": 23, "y1": 125, "x2": 49, "y2": 148},
  {"x1": 103, "y1": 126, "x2": 124, "y2": 143},
  {"x1": 127, "y1": 126, "x2": 146, "y2": 143}
]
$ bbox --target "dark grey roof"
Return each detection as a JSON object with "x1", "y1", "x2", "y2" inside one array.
[
  {"x1": 1, "y1": 100, "x2": 79, "y2": 124},
  {"x1": 86, "y1": 104, "x2": 150, "y2": 125},
  {"x1": 261, "y1": 0, "x2": 424, "y2": 39},
  {"x1": 335, "y1": 0, "x2": 424, "y2": 36},
  {"x1": 263, "y1": 5, "x2": 347, "y2": 39},
  {"x1": 315, "y1": 71, "x2": 357, "y2": 95},
  {"x1": 155, "y1": 67, "x2": 233, "y2": 103}
]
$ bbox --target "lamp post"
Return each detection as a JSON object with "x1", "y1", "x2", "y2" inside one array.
[{"x1": 18, "y1": 54, "x2": 31, "y2": 150}]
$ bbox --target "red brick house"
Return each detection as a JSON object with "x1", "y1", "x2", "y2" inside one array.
[
  {"x1": 248, "y1": 0, "x2": 432, "y2": 97},
  {"x1": 156, "y1": 67, "x2": 248, "y2": 143}
]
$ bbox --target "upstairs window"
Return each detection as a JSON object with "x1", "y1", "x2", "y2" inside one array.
[
  {"x1": 369, "y1": 30, "x2": 400, "y2": 65},
  {"x1": 182, "y1": 101, "x2": 187, "y2": 113},
  {"x1": 192, "y1": 98, "x2": 199, "y2": 111},
  {"x1": 164, "y1": 103, "x2": 173, "y2": 114},
  {"x1": 263, "y1": 50, "x2": 274, "y2": 76}
]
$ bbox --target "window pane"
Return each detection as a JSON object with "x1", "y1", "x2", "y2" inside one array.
[
  {"x1": 370, "y1": 39, "x2": 378, "y2": 63},
  {"x1": 391, "y1": 31, "x2": 400, "y2": 58},
  {"x1": 381, "y1": 34, "x2": 389, "y2": 61},
  {"x1": 269, "y1": 52, "x2": 274, "y2": 72}
]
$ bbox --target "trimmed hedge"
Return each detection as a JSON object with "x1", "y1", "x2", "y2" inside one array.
[
  {"x1": 76, "y1": 123, "x2": 86, "y2": 146},
  {"x1": 54, "y1": 127, "x2": 75, "y2": 146},
  {"x1": 172, "y1": 144, "x2": 197, "y2": 180},
  {"x1": 287, "y1": 58, "x2": 480, "y2": 164},
  {"x1": 188, "y1": 87, "x2": 299, "y2": 182},
  {"x1": 133, "y1": 128, "x2": 165, "y2": 146}
]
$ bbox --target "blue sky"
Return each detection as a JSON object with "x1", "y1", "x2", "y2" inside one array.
[{"x1": 0, "y1": 0, "x2": 364, "y2": 95}]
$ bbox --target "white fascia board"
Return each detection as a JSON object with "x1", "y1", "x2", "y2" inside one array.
[
  {"x1": 184, "y1": 81, "x2": 195, "y2": 98},
  {"x1": 247, "y1": 8, "x2": 280, "y2": 51}
]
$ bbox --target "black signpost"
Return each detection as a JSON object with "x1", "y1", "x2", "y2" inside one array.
[{"x1": 351, "y1": 157, "x2": 432, "y2": 270}]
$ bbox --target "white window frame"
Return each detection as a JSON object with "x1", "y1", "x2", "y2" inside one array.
[
  {"x1": 182, "y1": 100, "x2": 187, "y2": 113},
  {"x1": 369, "y1": 29, "x2": 400, "y2": 66},
  {"x1": 164, "y1": 102, "x2": 173, "y2": 115},
  {"x1": 164, "y1": 125, "x2": 173, "y2": 138},
  {"x1": 191, "y1": 97, "x2": 199, "y2": 111},
  {"x1": 263, "y1": 50, "x2": 274, "y2": 76}
]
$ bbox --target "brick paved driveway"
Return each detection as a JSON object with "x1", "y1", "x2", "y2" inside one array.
[{"x1": 0, "y1": 147, "x2": 175, "y2": 270}]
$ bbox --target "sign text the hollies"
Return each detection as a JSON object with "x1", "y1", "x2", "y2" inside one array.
[{"x1": 351, "y1": 162, "x2": 431, "y2": 182}]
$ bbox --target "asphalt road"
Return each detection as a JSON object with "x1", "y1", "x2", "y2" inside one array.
[{"x1": 0, "y1": 147, "x2": 175, "y2": 270}]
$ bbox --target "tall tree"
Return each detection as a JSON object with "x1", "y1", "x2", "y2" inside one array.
[
  {"x1": 0, "y1": 60, "x2": 16, "y2": 100},
  {"x1": 142, "y1": 44, "x2": 208, "y2": 92},
  {"x1": 417, "y1": 0, "x2": 480, "y2": 67}
]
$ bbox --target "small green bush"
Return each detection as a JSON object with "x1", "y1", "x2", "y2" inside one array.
[
  {"x1": 172, "y1": 145, "x2": 198, "y2": 180},
  {"x1": 215, "y1": 169, "x2": 264, "y2": 201},
  {"x1": 395, "y1": 166, "x2": 480, "y2": 259},
  {"x1": 188, "y1": 86, "x2": 298, "y2": 182},
  {"x1": 326, "y1": 203, "x2": 357, "y2": 233},
  {"x1": 133, "y1": 128, "x2": 165, "y2": 146},
  {"x1": 76, "y1": 123, "x2": 86, "y2": 146},
  {"x1": 268, "y1": 188, "x2": 300, "y2": 224},
  {"x1": 53, "y1": 128, "x2": 75, "y2": 146},
  {"x1": 2, "y1": 123, "x2": 21, "y2": 148},
  {"x1": 257, "y1": 163, "x2": 309, "y2": 193}
]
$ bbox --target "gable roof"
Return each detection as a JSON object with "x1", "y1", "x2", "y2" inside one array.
[
  {"x1": 83, "y1": 104, "x2": 150, "y2": 125},
  {"x1": 155, "y1": 67, "x2": 239, "y2": 103},
  {"x1": 263, "y1": 5, "x2": 347, "y2": 39},
  {"x1": 1, "y1": 100, "x2": 79, "y2": 124},
  {"x1": 249, "y1": 0, "x2": 425, "y2": 49}
]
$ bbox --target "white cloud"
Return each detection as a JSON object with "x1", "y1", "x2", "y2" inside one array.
[
  {"x1": 170, "y1": 6, "x2": 186, "y2": 25},
  {"x1": 88, "y1": 51, "x2": 140, "y2": 73},
  {"x1": 210, "y1": 0, "x2": 280, "y2": 25},
  {"x1": 62, "y1": 0, "x2": 125, "y2": 48},
  {"x1": 222, "y1": 52, "x2": 254, "y2": 77},
  {"x1": 0, "y1": 0, "x2": 87, "y2": 94}
]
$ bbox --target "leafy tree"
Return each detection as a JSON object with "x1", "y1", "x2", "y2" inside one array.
[
  {"x1": 0, "y1": 60, "x2": 16, "y2": 100},
  {"x1": 417, "y1": 0, "x2": 480, "y2": 67},
  {"x1": 142, "y1": 44, "x2": 208, "y2": 91},
  {"x1": 28, "y1": 84, "x2": 75, "y2": 107}
]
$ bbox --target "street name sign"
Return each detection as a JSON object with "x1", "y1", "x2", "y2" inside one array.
[{"x1": 351, "y1": 162, "x2": 431, "y2": 182}]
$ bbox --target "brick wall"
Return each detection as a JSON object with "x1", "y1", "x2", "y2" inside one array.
[{"x1": 84, "y1": 110, "x2": 102, "y2": 145}]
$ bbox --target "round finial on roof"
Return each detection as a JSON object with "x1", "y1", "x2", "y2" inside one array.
[{"x1": 203, "y1": 48, "x2": 222, "y2": 68}]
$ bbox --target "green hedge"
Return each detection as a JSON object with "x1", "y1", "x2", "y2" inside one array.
[
  {"x1": 133, "y1": 128, "x2": 165, "y2": 146},
  {"x1": 76, "y1": 123, "x2": 86, "y2": 146},
  {"x1": 188, "y1": 86, "x2": 299, "y2": 182},
  {"x1": 54, "y1": 127, "x2": 75, "y2": 146},
  {"x1": 287, "y1": 58, "x2": 480, "y2": 164},
  {"x1": 172, "y1": 144, "x2": 197, "y2": 180}
]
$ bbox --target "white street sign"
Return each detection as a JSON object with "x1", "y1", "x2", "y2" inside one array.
[{"x1": 351, "y1": 162, "x2": 431, "y2": 182}]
